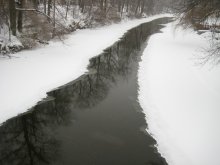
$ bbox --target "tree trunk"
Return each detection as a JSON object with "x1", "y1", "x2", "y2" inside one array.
[
  {"x1": 121, "y1": 0, "x2": 125, "y2": 14},
  {"x1": 32, "y1": 0, "x2": 38, "y2": 9},
  {"x1": 104, "y1": 0, "x2": 107, "y2": 12},
  {"x1": 141, "y1": 0, "x2": 145, "y2": 14},
  {"x1": 126, "y1": 0, "x2": 130, "y2": 12},
  {"x1": 81, "y1": 0, "x2": 85, "y2": 13},
  {"x1": 9, "y1": 0, "x2": 16, "y2": 36},
  {"x1": 52, "y1": 0, "x2": 55, "y2": 37},
  {"x1": 48, "y1": 0, "x2": 52, "y2": 17},
  {"x1": 118, "y1": 0, "x2": 121, "y2": 12},
  {"x1": 44, "y1": 0, "x2": 47, "y2": 14},
  {"x1": 100, "y1": 0, "x2": 103, "y2": 11},
  {"x1": 135, "y1": 0, "x2": 141, "y2": 15},
  {"x1": 17, "y1": 0, "x2": 25, "y2": 32},
  {"x1": 89, "y1": 0, "x2": 93, "y2": 14},
  {"x1": 65, "y1": 0, "x2": 70, "y2": 20}
]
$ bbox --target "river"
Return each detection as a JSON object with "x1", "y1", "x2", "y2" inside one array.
[{"x1": 0, "y1": 17, "x2": 172, "y2": 165}]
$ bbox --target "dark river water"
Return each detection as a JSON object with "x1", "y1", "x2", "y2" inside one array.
[{"x1": 0, "y1": 17, "x2": 172, "y2": 165}]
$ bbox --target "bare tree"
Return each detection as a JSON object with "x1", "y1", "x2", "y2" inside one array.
[{"x1": 173, "y1": 0, "x2": 220, "y2": 64}]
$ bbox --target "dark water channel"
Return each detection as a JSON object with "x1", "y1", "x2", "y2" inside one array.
[{"x1": 0, "y1": 17, "x2": 172, "y2": 165}]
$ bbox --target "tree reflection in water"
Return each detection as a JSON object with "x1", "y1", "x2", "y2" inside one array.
[{"x1": 0, "y1": 17, "x2": 173, "y2": 165}]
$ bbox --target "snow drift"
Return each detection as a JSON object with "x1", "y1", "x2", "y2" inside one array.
[{"x1": 138, "y1": 21, "x2": 220, "y2": 165}]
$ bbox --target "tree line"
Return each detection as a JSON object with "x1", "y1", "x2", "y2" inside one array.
[{"x1": 0, "y1": 0, "x2": 164, "y2": 40}]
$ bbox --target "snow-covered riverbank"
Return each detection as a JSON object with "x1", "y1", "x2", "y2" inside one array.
[
  {"x1": 138, "y1": 22, "x2": 220, "y2": 165},
  {"x1": 0, "y1": 14, "x2": 172, "y2": 124}
]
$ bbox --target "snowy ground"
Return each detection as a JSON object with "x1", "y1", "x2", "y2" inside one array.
[
  {"x1": 138, "y1": 21, "x2": 220, "y2": 165},
  {"x1": 0, "y1": 14, "x2": 172, "y2": 124}
]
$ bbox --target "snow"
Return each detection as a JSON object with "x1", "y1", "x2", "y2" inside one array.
[
  {"x1": 138, "y1": 21, "x2": 220, "y2": 165},
  {"x1": 0, "y1": 24, "x2": 23, "y2": 53},
  {"x1": 204, "y1": 17, "x2": 220, "y2": 27},
  {"x1": 0, "y1": 14, "x2": 172, "y2": 124}
]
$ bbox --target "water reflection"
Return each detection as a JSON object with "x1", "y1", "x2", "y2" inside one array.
[
  {"x1": 0, "y1": 103, "x2": 60, "y2": 165},
  {"x1": 0, "y1": 17, "x2": 173, "y2": 165}
]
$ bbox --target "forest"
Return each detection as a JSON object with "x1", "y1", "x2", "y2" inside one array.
[
  {"x1": 0, "y1": 0, "x2": 171, "y2": 53},
  {"x1": 0, "y1": 0, "x2": 219, "y2": 57}
]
